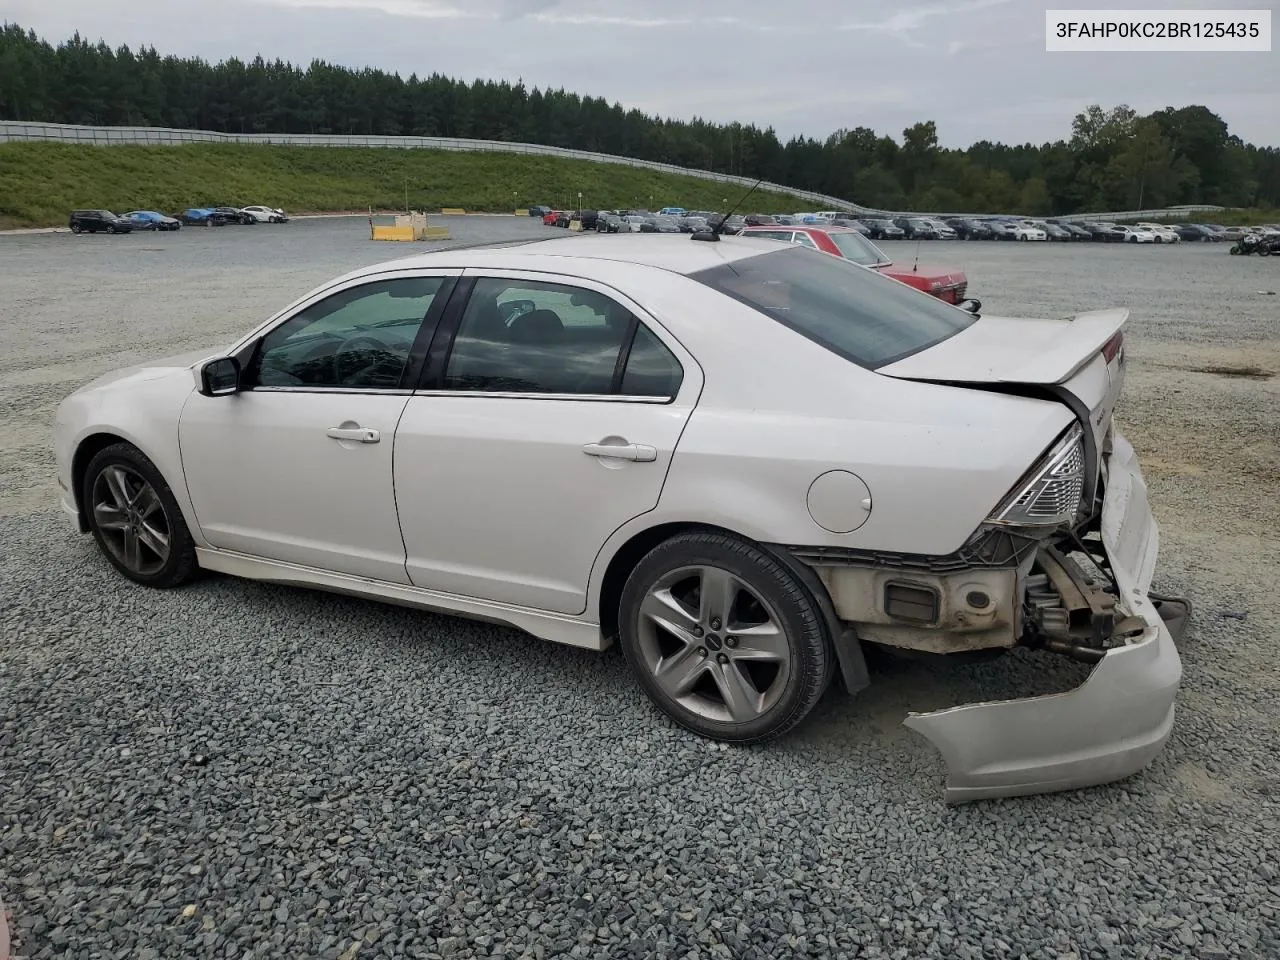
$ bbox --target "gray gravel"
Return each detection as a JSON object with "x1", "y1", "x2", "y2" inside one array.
[{"x1": 2, "y1": 219, "x2": 1279, "y2": 959}]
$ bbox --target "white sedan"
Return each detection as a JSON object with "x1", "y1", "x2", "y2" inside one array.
[
  {"x1": 1013, "y1": 223, "x2": 1048, "y2": 241},
  {"x1": 241, "y1": 205, "x2": 289, "y2": 223},
  {"x1": 53, "y1": 233, "x2": 1185, "y2": 802}
]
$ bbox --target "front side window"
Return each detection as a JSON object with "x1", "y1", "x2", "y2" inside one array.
[
  {"x1": 443, "y1": 277, "x2": 682, "y2": 399},
  {"x1": 246, "y1": 276, "x2": 446, "y2": 389},
  {"x1": 689, "y1": 246, "x2": 976, "y2": 369},
  {"x1": 792, "y1": 232, "x2": 819, "y2": 249}
]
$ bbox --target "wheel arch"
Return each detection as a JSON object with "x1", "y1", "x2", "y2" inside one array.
[
  {"x1": 593, "y1": 520, "x2": 869, "y2": 697},
  {"x1": 70, "y1": 427, "x2": 198, "y2": 542},
  {"x1": 71, "y1": 431, "x2": 136, "y2": 527}
]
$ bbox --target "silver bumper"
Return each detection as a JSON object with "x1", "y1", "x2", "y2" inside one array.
[{"x1": 904, "y1": 431, "x2": 1184, "y2": 802}]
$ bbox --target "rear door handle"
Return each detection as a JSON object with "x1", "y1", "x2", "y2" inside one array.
[
  {"x1": 327, "y1": 426, "x2": 380, "y2": 443},
  {"x1": 582, "y1": 441, "x2": 657, "y2": 462}
]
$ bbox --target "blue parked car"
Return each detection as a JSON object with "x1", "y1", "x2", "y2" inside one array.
[
  {"x1": 179, "y1": 207, "x2": 232, "y2": 226},
  {"x1": 124, "y1": 210, "x2": 182, "y2": 231}
]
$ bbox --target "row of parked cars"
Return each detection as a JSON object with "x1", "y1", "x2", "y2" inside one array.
[
  {"x1": 529, "y1": 204, "x2": 1271, "y2": 248},
  {"x1": 67, "y1": 205, "x2": 290, "y2": 234},
  {"x1": 529, "y1": 205, "x2": 974, "y2": 307},
  {"x1": 534, "y1": 206, "x2": 748, "y2": 235}
]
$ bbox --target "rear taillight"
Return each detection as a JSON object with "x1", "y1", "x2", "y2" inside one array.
[
  {"x1": 1101, "y1": 332, "x2": 1124, "y2": 364},
  {"x1": 987, "y1": 424, "x2": 1086, "y2": 528}
]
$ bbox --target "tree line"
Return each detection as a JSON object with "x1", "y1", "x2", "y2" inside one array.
[{"x1": 1, "y1": 23, "x2": 1277, "y2": 214}]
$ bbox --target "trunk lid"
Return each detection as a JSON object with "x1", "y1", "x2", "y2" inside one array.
[{"x1": 877, "y1": 308, "x2": 1129, "y2": 449}]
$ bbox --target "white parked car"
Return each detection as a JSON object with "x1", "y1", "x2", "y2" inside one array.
[
  {"x1": 1119, "y1": 226, "x2": 1157, "y2": 244},
  {"x1": 241, "y1": 205, "x2": 289, "y2": 223},
  {"x1": 53, "y1": 234, "x2": 1185, "y2": 802},
  {"x1": 1135, "y1": 222, "x2": 1181, "y2": 243},
  {"x1": 1012, "y1": 222, "x2": 1048, "y2": 241},
  {"x1": 621, "y1": 215, "x2": 647, "y2": 233}
]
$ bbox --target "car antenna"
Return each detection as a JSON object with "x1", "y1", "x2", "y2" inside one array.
[
  {"x1": 912, "y1": 238, "x2": 921, "y2": 273},
  {"x1": 692, "y1": 177, "x2": 763, "y2": 242}
]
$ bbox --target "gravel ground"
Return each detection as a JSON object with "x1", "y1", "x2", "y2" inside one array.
[{"x1": 1, "y1": 220, "x2": 1278, "y2": 960}]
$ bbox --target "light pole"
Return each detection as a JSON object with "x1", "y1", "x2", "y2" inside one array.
[{"x1": 578, "y1": 191, "x2": 583, "y2": 212}]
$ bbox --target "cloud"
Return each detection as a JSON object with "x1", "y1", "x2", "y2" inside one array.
[
  {"x1": 261, "y1": 0, "x2": 487, "y2": 18},
  {"x1": 839, "y1": 0, "x2": 1016, "y2": 45}
]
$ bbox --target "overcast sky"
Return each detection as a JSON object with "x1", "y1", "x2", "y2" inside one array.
[{"x1": 8, "y1": 0, "x2": 1278, "y2": 148}]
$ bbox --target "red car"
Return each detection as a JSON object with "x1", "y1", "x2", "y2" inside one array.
[
  {"x1": 741, "y1": 225, "x2": 970, "y2": 304},
  {"x1": 542, "y1": 210, "x2": 566, "y2": 226}
]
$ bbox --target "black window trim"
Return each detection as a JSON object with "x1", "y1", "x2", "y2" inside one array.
[
  {"x1": 414, "y1": 271, "x2": 685, "y2": 404},
  {"x1": 234, "y1": 273, "x2": 458, "y2": 395}
]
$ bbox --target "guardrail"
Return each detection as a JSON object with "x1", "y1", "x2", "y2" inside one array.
[{"x1": 0, "y1": 121, "x2": 1231, "y2": 224}]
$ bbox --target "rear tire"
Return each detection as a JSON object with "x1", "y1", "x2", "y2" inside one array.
[{"x1": 618, "y1": 531, "x2": 834, "y2": 744}]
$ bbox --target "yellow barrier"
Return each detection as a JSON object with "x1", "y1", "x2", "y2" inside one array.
[
  {"x1": 372, "y1": 225, "x2": 416, "y2": 242},
  {"x1": 514, "y1": 208, "x2": 529, "y2": 217},
  {"x1": 371, "y1": 224, "x2": 451, "y2": 242},
  {"x1": 568, "y1": 220, "x2": 583, "y2": 232},
  {"x1": 440, "y1": 207, "x2": 467, "y2": 215}
]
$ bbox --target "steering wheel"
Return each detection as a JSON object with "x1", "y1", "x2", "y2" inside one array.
[{"x1": 334, "y1": 334, "x2": 394, "y2": 385}]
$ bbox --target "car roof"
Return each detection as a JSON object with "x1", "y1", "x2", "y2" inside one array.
[{"x1": 343, "y1": 233, "x2": 789, "y2": 281}]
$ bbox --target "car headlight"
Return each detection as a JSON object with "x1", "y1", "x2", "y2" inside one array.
[{"x1": 987, "y1": 423, "x2": 1086, "y2": 528}]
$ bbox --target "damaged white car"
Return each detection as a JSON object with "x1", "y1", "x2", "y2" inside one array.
[{"x1": 53, "y1": 233, "x2": 1186, "y2": 802}]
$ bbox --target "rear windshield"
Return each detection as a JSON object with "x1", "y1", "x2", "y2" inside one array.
[{"x1": 689, "y1": 246, "x2": 976, "y2": 368}]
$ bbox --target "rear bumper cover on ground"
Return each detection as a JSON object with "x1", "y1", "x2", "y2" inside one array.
[{"x1": 904, "y1": 431, "x2": 1184, "y2": 803}]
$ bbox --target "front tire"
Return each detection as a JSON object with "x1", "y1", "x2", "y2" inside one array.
[
  {"x1": 83, "y1": 442, "x2": 198, "y2": 588},
  {"x1": 618, "y1": 531, "x2": 834, "y2": 743}
]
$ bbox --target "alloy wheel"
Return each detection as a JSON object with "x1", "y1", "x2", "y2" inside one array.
[
  {"x1": 91, "y1": 464, "x2": 171, "y2": 576},
  {"x1": 635, "y1": 564, "x2": 792, "y2": 724}
]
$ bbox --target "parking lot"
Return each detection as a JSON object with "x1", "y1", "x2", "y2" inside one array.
[{"x1": 1, "y1": 216, "x2": 1278, "y2": 959}]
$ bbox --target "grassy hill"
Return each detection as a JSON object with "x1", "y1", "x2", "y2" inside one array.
[{"x1": 0, "y1": 142, "x2": 820, "y2": 229}]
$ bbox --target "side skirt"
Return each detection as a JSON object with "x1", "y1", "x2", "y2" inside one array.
[{"x1": 194, "y1": 548, "x2": 609, "y2": 651}]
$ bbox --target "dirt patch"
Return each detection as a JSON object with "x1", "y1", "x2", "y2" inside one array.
[{"x1": 1183, "y1": 364, "x2": 1273, "y2": 380}]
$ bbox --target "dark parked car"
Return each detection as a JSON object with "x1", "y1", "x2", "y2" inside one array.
[
  {"x1": 830, "y1": 217, "x2": 870, "y2": 234},
  {"x1": 212, "y1": 206, "x2": 257, "y2": 225},
  {"x1": 677, "y1": 216, "x2": 710, "y2": 233},
  {"x1": 123, "y1": 210, "x2": 182, "y2": 231},
  {"x1": 946, "y1": 218, "x2": 993, "y2": 240},
  {"x1": 568, "y1": 209, "x2": 599, "y2": 231},
  {"x1": 743, "y1": 214, "x2": 777, "y2": 226},
  {"x1": 1046, "y1": 220, "x2": 1091, "y2": 241},
  {"x1": 595, "y1": 212, "x2": 624, "y2": 233},
  {"x1": 1077, "y1": 222, "x2": 1112, "y2": 242},
  {"x1": 527, "y1": 205, "x2": 552, "y2": 218},
  {"x1": 68, "y1": 209, "x2": 133, "y2": 234},
  {"x1": 858, "y1": 218, "x2": 906, "y2": 240},
  {"x1": 1173, "y1": 223, "x2": 1216, "y2": 242},
  {"x1": 986, "y1": 221, "x2": 1019, "y2": 241},
  {"x1": 640, "y1": 216, "x2": 681, "y2": 234},
  {"x1": 893, "y1": 217, "x2": 939, "y2": 240}
]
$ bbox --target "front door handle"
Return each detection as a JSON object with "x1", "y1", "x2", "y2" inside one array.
[
  {"x1": 327, "y1": 426, "x2": 380, "y2": 443},
  {"x1": 582, "y1": 441, "x2": 657, "y2": 462}
]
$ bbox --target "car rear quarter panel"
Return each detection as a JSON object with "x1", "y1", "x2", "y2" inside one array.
[{"x1": 582, "y1": 268, "x2": 1074, "y2": 608}]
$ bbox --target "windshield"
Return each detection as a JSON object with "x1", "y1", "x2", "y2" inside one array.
[
  {"x1": 826, "y1": 231, "x2": 891, "y2": 266},
  {"x1": 690, "y1": 246, "x2": 976, "y2": 369}
]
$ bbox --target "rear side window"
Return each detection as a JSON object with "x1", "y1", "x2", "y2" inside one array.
[
  {"x1": 689, "y1": 246, "x2": 976, "y2": 369},
  {"x1": 442, "y1": 277, "x2": 683, "y2": 399}
]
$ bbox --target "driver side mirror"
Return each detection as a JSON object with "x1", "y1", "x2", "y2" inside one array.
[
  {"x1": 958, "y1": 298, "x2": 983, "y2": 314},
  {"x1": 199, "y1": 356, "x2": 241, "y2": 396}
]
